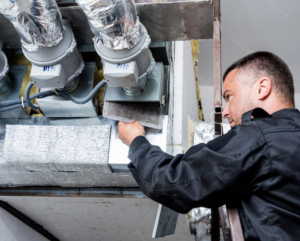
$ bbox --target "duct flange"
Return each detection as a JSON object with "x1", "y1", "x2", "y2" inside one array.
[{"x1": 23, "y1": 24, "x2": 84, "y2": 89}]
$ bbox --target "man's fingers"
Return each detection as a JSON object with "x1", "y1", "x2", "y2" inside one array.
[
  {"x1": 130, "y1": 119, "x2": 136, "y2": 123},
  {"x1": 118, "y1": 121, "x2": 127, "y2": 127}
]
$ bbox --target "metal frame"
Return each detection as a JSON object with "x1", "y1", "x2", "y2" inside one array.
[{"x1": 0, "y1": 187, "x2": 145, "y2": 198}]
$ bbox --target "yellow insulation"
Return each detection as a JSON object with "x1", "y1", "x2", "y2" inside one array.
[
  {"x1": 93, "y1": 66, "x2": 106, "y2": 113},
  {"x1": 190, "y1": 40, "x2": 204, "y2": 121}
]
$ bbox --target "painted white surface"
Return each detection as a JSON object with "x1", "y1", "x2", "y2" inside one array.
[
  {"x1": 172, "y1": 41, "x2": 199, "y2": 151},
  {"x1": 294, "y1": 93, "x2": 300, "y2": 110},
  {"x1": 198, "y1": 0, "x2": 300, "y2": 92},
  {"x1": 0, "y1": 196, "x2": 193, "y2": 241},
  {"x1": 0, "y1": 207, "x2": 49, "y2": 241}
]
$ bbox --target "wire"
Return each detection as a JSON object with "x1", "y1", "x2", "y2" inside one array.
[
  {"x1": 54, "y1": 79, "x2": 106, "y2": 104},
  {"x1": 24, "y1": 82, "x2": 40, "y2": 110},
  {"x1": 0, "y1": 90, "x2": 55, "y2": 108},
  {"x1": 1, "y1": 79, "x2": 106, "y2": 112},
  {"x1": 0, "y1": 104, "x2": 25, "y2": 112}
]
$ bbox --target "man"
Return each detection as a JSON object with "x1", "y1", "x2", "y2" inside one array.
[{"x1": 118, "y1": 52, "x2": 300, "y2": 241}]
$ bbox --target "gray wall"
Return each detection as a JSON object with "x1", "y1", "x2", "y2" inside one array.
[{"x1": 198, "y1": 0, "x2": 300, "y2": 120}]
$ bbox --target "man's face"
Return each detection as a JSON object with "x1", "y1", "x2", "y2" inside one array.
[{"x1": 222, "y1": 69, "x2": 256, "y2": 127}]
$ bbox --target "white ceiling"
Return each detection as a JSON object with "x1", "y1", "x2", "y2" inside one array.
[
  {"x1": 197, "y1": 0, "x2": 300, "y2": 92},
  {"x1": 0, "y1": 196, "x2": 194, "y2": 241}
]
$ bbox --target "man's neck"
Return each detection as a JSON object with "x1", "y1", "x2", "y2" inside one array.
[{"x1": 261, "y1": 102, "x2": 294, "y2": 115}]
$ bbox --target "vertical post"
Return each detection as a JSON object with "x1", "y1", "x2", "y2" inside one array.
[
  {"x1": 227, "y1": 205, "x2": 245, "y2": 241},
  {"x1": 213, "y1": 1, "x2": 245, "y2": 241},
  {"x1": 212, "y1": 1, "x2": 221, "y2": 241}
]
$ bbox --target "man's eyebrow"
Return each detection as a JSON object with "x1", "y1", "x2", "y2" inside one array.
[{"x1": 223, "y1": 90, "x2": 230, "y2": 99}]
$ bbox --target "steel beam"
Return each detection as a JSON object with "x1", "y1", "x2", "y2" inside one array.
[{"x1": 0, "y1": 187, "x2": 145, "y2": 198}]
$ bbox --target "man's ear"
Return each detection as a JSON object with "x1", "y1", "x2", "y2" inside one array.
[{"x1": 257, "y1": 77, "x2": 272, "y2": 100}]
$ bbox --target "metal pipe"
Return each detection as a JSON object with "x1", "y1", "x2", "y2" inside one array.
[
  {"x1": 75, "y1": 0, "x2": 142, "y2": 50},
  {"x1": 0, "y1": 0, "x2": 64, "y2": 52}
]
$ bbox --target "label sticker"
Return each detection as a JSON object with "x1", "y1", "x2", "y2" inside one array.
[
  {"x1": 43, "y1": 66, "x2": 56, "y2": 72},
  {"x1": 116, "y1": 64, "x2": 129, "y2": 70}
]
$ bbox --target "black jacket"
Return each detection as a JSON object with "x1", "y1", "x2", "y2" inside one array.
[{"x1": 128, "y1": 108, "x2": 300, "y2": 241}]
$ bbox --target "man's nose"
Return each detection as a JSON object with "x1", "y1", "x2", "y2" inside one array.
[{"x1": 222, "y1": 105, "x2": 230, "y2": 119}]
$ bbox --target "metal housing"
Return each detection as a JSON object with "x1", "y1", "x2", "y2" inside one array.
[
  {"x1": 37, "y1": 62, "x2": 97, "y2": 118},
  {"x1": 23, "y1": 24, "x2": 84, "y2": 89},
  {"x1": 95, "y1": 23, "x2": 155, "y2": 90}
]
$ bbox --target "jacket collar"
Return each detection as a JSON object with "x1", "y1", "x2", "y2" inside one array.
[{"x1": 271, "y1": 108, "x2": 300, "y2": 118}]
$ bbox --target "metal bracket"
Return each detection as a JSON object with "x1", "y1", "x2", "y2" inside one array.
[{"x1": 152, "y1": 204, "x2": 179, "y2": 238}]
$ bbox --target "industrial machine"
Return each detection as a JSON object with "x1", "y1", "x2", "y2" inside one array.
[
  {"x1": 0, "y1": 0, "x2": 227, "y2": 240},
  {"x1": 0, "y1": 0, "x2": 164, "y2": 127}
]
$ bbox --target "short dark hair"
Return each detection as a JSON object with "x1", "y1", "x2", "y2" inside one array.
[{"x1": 223, "y1": 51, "x2": 295, "y2": 106}]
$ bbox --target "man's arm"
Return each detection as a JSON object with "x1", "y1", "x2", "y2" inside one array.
[{"x1": 118, "y1": 120, "x2": 269, "y2": 214}]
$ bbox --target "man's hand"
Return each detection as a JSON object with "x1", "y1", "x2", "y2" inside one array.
[{"x1": 118, "y1": 120, "x2": 145, "y2": 146}]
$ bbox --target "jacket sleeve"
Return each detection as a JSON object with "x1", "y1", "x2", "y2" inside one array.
[{"x1": 127, "y1": 123, "x2": 270, "y2": 214}]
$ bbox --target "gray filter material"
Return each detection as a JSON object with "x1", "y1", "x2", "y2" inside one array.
[{"x1": 103, "y1": 101, "x2": 163, "y2": 129}]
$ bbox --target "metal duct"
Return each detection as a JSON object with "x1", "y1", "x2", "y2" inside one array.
[
  {"x1": 0, "y1": 0, "x2": 64, "y2": 52},
  {"x1": 76, "y1": 0, "x2": 142, "y2": 50},
  {"x1": 0, "y1": 41, "x2": 10, "y2": 95}
]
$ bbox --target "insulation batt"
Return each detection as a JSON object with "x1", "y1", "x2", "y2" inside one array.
[
  {"x1": 4, "y1": 125, "x2": 112, "y2": 172},
  {"x1": 0, "y1": 125, "x2": 137, "y2": 187}
]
